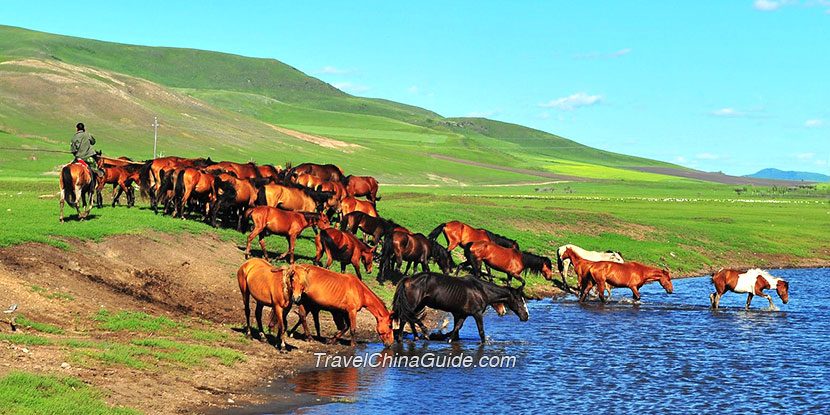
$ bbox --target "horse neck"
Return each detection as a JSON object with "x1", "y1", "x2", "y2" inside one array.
[
  {"x1": 480, "y1": 283, "x2": 510, "y2": 303},
  {"x1": 359, "y1": 284, "x2": 389, "y2": 320}
]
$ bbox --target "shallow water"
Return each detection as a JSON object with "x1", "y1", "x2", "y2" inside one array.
[{"x1": 269, "y1": 268, "x2": 830, "y2": 414}]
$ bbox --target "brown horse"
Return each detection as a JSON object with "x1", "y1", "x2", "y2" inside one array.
[
  {"x1": 139, "y1": 156, "x2": 209, "y2": 209},
  {"x1": 210, "y1": 173, "x2": 259, "y2": 230},
  {"x1": 212, "y1": 161, "x2": 261, "y2": 180},
  {"x1": 428, "y1": 220, "x2": 519, "y2": 252},
  {"x1": 340, "y1": 197, "x2": 378, "y2": 218},
  {"x1": 710, "y1": 269, "x2": 789, "y2": 310},
  {"x1": 237, "y1": 258, "x2": 293, "y2": 350},
  {"x1": 287, "y1": 264, "x2": 394, "y2": 347},
  {"x1": 97, "y1": 162, "x2": 143, "y2": 207},
  {"x1": 289, "y1": 162, "x2": 346, "y2": 184},
  {"x1": 256, "y1": 183, "x2": 335, "y2": 215},
  {"x1": 295, "y1": 173, "x2": 326, "y2": 189},
  {"x1": 379, "y1": 231, "x2": 456, "y2": 280},
  {"x1": 345, "y1": 175, "x2": 380, "y2": 204},
  {"x1": 561, "y1": 247, "x2": 673, "y2": 303},
  {"x1": 173, "y1": 168, "x2": 216, "y2": 219},
  {"x1": 59, "y1": 162, "x2": 95, "y2": 222},
  {"x1": 257, "y1": 164, "x2": 282, "y2": 182},
  {"x1": 457, "y1": 241, "x2": 553, "y2": 289},
  {"x1": 314, "y1": 228, "x2": 375, "y2": 279},
  {"x1": 339, "y1": 212, "x2": 406, "y2": 245},
  {"x1": 244, "y1": 206, "x2": 329, "y2": 263}
]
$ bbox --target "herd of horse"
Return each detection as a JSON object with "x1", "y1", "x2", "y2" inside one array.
[{"x1": 58, "y1": 155, "x2": 791, "y2": 349}]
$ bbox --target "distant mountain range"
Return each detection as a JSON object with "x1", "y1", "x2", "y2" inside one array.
[{"x1": 744, "y1": 168, "x2": 829, "y2": 182}]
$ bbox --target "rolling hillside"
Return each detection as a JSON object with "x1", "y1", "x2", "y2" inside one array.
[
  {"x1": 745, "y1": 168, "x2": 828, "y2": 183},
  {"x1": 0, "y1": 24, "x2": 682, "y2": 183}
]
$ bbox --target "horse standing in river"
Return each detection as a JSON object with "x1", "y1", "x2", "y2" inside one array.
[
  {"x1": 560, "y1": 247, "x2": 673, "y2": 303},
  {"x1": 556, "y1": 244, "x2": 624, "y2": 293},
  {"x1": 710, "y1": 268, "x2": 789, "y2": 310},
  {"x1": 392, "y1": 272, "x2": 528, "y2": 342}
]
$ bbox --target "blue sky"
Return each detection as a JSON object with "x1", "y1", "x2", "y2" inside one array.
[{"x1": 3, "y1": 1, "x2": 829, "y2": 175}]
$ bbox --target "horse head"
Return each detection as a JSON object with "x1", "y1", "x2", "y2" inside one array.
[
  {"x1": 659, "y1": 269, "x2": 674, "y2": 294},
  {"x1": 506, "y1": 288, "x2": 529, "y2": 322},
  {"x1": 491, "y1": 302, "x2": 507, "y2": 317},
  {"x1": 376, "y1": 312, "x2": 395, "y2": 347},
  {"x1": 541, "y1": 257, "x2": 555, "y2": 280},
  {"x1": 361, "y1": 245, "x2": 375, "y2": 275},
  {"x1": 431, "y1": 241, "x2": 456, "y2": 274},
  {"x1": 776, "y1": 280, "x2": 789, "y2": 304}
]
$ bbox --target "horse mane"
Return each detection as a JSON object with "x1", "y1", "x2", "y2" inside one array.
[
  {"x1": 484, "y1": 229, "x2": 519, "y2": 249},
  {"x1": 521, "y1": 251, "x2": 551, "y2": 275}
]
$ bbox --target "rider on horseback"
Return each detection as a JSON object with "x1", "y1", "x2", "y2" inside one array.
[{"x1": 70, "y1": 122, "x2": 102, "y2": 179}]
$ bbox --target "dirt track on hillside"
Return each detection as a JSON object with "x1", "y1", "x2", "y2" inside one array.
[
  {"x1": 621, "y1": 167, "x2": 817, "y2": 186},
  {"x1": 425, "y1": 154, "x2": 595, "y2": 181}
]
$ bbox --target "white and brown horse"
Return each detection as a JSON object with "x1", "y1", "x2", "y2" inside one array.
[
  {"x1": 710, "y1": 268, "x2": 789, "y2": 310},
  {"x1": 59, "y1": 161, "x2": 96, "y2": 222},
  {"x1": 556, "y1": 244, "x2": 624, "y2": 293}
]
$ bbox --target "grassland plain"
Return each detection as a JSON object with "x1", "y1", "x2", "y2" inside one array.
[{"x1": 1, "y1": 24, "x2": 830, "y2": 414}]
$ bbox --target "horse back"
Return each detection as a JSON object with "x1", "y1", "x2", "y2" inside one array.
[{"x1": 238, "y1": 258, "x2": 289, "y2": 307}]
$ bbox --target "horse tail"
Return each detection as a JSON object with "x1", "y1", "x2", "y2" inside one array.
[
  {"x1": 392, "y1": 278, "x2": 418, "y2": 326},
  {"x1": 319, "y1": 229, "x2": 342, "y2": 258},
  {"x1": 174, "y1": 169, "x2": 186, "y2": 201},
  {"x1": 427, "y1": 222, "x2": 446, "y2": 241},
  {"x1": 254, "y1": 181, "x2": 268, "y2": 206},
  {"x1": 61, "y1": 166, "x2": 76, "y2": 205},
  {"x1": 138, "y1": 160, "x2": 153, "y2": 200},
  {"x1": 378, "y1": 227, "x2": 398, "y2": 280}
]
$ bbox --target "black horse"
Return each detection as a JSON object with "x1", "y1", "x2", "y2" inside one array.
[
  {"x1": 378, "y1": 230, "x2": 456, "y2": 281},
  {"x1": 392, "y1": 272, "x2": 529, "y2": 343},
  {"x1": 340, "y1": 211, "x2": 401, "y2": 246}
]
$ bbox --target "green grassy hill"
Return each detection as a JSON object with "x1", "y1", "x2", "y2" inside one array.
[{"x1": 0, "y1": 24, "x2": 682, "y2": 183}]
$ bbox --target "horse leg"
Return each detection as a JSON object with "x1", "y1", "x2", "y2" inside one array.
[
  {"x1": 745, "y1": 293, "x2": 754, "y2": 310},
  {"x1": 448, "y1": 313, "x2": 467, "y2": 343},
  {"x1": 277, "y1": 235, "x2": 291, "y2": 261},
  {"x1": 74, "y1": 186, "x2": 83, "y2": 220},
  {"x1": 403, "y1": 261, "x2": 412, "y2": 275},
  {"x1": 273, "y1": 306, "x2": 287, "y2": 351},
  {"x1": 347, "y1": 310, "x2": 358, "y2": 347},
  {"x1": 258, "y1": 234, "x2": 270, "y2": 261},
  {"x1": 512, "y1": 273, "x2": 526, "y2": 290},
  {"x1": 763, "y1": 293, "x2": 774, "y2": 309},
  {"x1": 241, "y1": 290, "x2": 251, "y2": 336},
  {"x1": 245, "y1": 225, "x2": 263, "y2": 259},
  {"x1": 473, "y1": 313, "x2": 486, "y2": 343},
  {"x1": 629, "y1": 285, "x2": 641, "y2": 303},
  {"x1": 454, "y1": 260, "x2": 467, "y2": 276},
  {"x1": 352, "y1": 261, "x2": 362, "y2": 280},
  {"x1": 59, "y1": 191, "x2": 65, "y2": 223},
  {"x1": 254, "y1": 303, "x2": 265, "y2": 340}
]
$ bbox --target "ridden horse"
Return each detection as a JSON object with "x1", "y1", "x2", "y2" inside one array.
[
  {"x1": 314, "y1": 228, "x2": 375, "y2": 280},
  {"x1": 339, "y1": 197, "x2": 378, "y2": 218},
  {"x1": 339, "y1": 212, "x2": 406, "y2": 245},
  {"x1": 289, "y1": 162, "x2": 347, "y2": 184},
  {"x1": 556, "y1": 244, "x2": 624, "y2": 293},
  {"x1": 560, "y1": 247, "x2": 673, "y2": 303},
  {"x1": 392, "y1": 272, "x2": 528, "y2": 342},
  {"x1": 256, "y1": 183, "x2": 335, "y2": 215},
  {"x1": 710, "y1": 269, "x2": 789, "y2": 310},
  {"x1": 237, "y1": 258, "x2": 294, "y2": 350},
  {"x1": 345, "y1": 175, "x2": 380, "y2": 204},
  {"x1": 244, "y1": 206, "x2": 329, "y2": 263},
  {"x1": 379, "y1": 230, "x2": 456, "y2": 280},
  {"x1": 287, "y1": 264, "x2": 394, "y2": 347},
  {"x1": 457, "y1": 241, "x2": 554, "y2": 288},
  {"x1": 210, "y1": 173, "x2": 259, "y2": 230},
  {"x1": 428, "y1": 220, "x2": 519, "y2": 252},
  {"x1": 97, "y1": 162, "x2": 143, "y2": 207},
  {"x1": 59, "y1": 161, "x2": 96, "y2": 222}
]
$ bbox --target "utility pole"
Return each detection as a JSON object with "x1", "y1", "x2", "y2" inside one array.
[{"x1": 151, "y1": 116, "x2": 159, "y2": 159}]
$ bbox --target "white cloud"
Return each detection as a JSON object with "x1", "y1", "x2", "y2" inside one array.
[
  {"x1": 467, "y1": 109, "x2": 502, "y2": 118},
  {"x1": 754, "y1": 0, "x2": 785, "y2": 11},
  {"x1": 709, "y1": 107, "x2": 769, "y2": 118},
  {"x1": 711, "y1": 108, "x2": 741, "y2": 117},
  {"x1": 407, "y1": 85, "x2": 419, "y2": 94},
  {"x1": 805, "y1": 119, "x2": 823, "y2": 127},
  {"x1": 573, "y1": 48, "x2": 633, "y2": 60},
  {"x1": 674, "y1": 156, "x2": 688, "y2": 163},
  {"x1": 536, "y1": 112, "x2": 551, "y2": 119},
  {"x1": 539, "y1": 92, "x2": 603, "y2": 111},
  {"x1": 795, "y1": 152, "x2": 815, "y2": 159},
  {"x1": 696, "y1": 153, "x2": 721, "y2": 160},
  {"x1": 315, "y1": 66, "x2": 355, "y2": 75},
  {"x1": 332, "y1": 82, "x2": 371, "y2": 93}
]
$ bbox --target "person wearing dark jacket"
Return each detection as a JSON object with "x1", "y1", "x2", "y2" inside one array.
[{"x1": 70, "y1": 122, "x2": 102, "y2": 178}]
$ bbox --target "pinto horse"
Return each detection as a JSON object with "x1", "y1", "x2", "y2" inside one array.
[
  {"x1": 59, "y1": 161, "x2": 96, "y2": 222},
  {"x1": 345, "y1": 175, "x2": 380, "y2": 204},
  {"x1": 428, "y1": 220, "x2": 519, "y2": 252},
  {"x1": 560, "y1": 247, "x2": 673, "y2": 303},
  {"x1": 710, "y1": 269, "x2": 789, "y2": 310},
  {"x1": 392, "y1": 272, "x2": 528, "y2": 342},
  {"x1": 287, "y1": 264, "x2": 394, "y2": 347},
  {"x1": 339, "y1": 212, "x2": 406, "y2": 245},
  {"x1": 237, "y1": 258, "x2": 293, "y2": 349},
  {"x1": 457, "y1": 241, "x2": 553, "y2": 288},
  {"x1": 379, "y1": 231, "x2": 455, "y2": 280},
  {"x1": 556, "y1": 244, "x2": 624, "y2": 293},
  {"x1": 244, "y1": 206, "x2": 329, "y2": 263},
  {"x1": 314, "y1": 228, "x2": 375, "y2": 280},
  {"x1": 339, "y1": 197, "x2": 378, "y2": 218}
]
